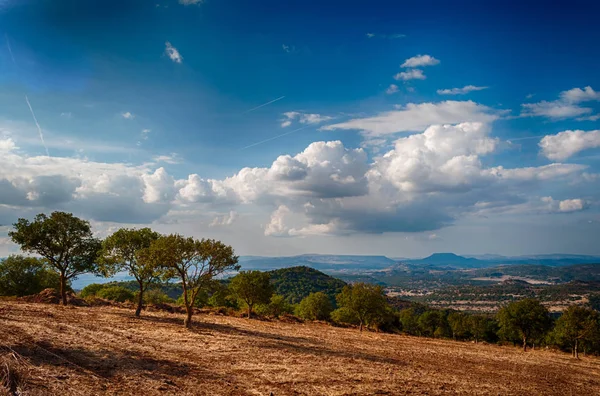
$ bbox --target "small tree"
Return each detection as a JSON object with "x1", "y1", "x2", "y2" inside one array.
[
  {"x1": 336, "y1": 283, "x2": 389, "y2": 332},
  {"x1": 497, "y1": 298, "x2": 551, "y2": 351},
  {"x1": 97, "y1": 285, "x2": 135, "y2": 303},
  {"x1": 552, "y1": 305, "x2": 600, "y2": 359},
  {"x1": 418, "y1": 310, "x2": 449, "y2": 338},
  {"x1": 0, "y1": 255, "x2": 62, "y2": 297},
  {"x1": 448, "y1": 312, "x2": 469, "y2": 340},
  {"x1": 398, "y1": 308, "x2": 421, "y2": 336},
  {"x1": 98, "y1": 228, "x2": 162, "y2": 316},
  {"x1": 9, "y1": 212, "x2": 101, "y2": 305},
  {"x1": 230, "y1": 271, "x2": 273, "y2": 318},
  {"x1": 142, "y1": 234, "x2": 239, "y2": 327},
  {"x1": 468, "y1": 315, "x2": 496, "y2": 344},
  {"x1": 296, "y1": 292, "x2": 333, "y2": 321}
]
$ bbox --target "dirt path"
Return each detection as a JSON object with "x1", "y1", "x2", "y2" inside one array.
[{"x1": 1, "y1": 301, "x2": 599, "y2": 395}]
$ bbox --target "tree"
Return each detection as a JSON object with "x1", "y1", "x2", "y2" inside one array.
[
  {"x1": 399, "y1": 308, "x2": 421, "y2": 335},
  {"x1": 141, "y1": 234, "x2": 239, "y2": 327},
  {"x1": 497, "y1": 298, "x2": 551, "y2": 351},
  {"x1": 0, "y1": 255, "x2": 63, "y2": 297},
  {"x1": 97, "y1": 286, "x2": 135, "y2": 303},
  {"x1": 98, "y1": 228, "x2": 162, "y2": 316},
  {"x1": 468, "y1": 315, "x2": 497, "y2": 344},
  {"x1": 256, "y1": 294, "x2": 294, "y2": 318},
  {"x1": 552, "y1": 305, "x2": 600, "y2": 359},
  {"x1": 230, "y1": 271, "x2": 273, "y2": 318},
  {"x1": 336, "y1": 283, "x2": 389, "y2": 332},
  {"x1": 418, "y1": 310, "x2": 449, "y2": 338},
  {"x1": 9, "y1": 212, "x2": 101, "y2": 305},
  {"x1": 448, "y1": 312, "x2": 469, "y2": 340},
  {"x1": 296, "y1": 292, "x2": 333, "y2": 321}
]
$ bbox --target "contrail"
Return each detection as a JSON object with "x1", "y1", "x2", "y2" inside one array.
[
  {"x1": 241, "y1": 96, "x2": 285, "y2": 114},
  {"x1": 240, "y1": 124, "x2": 312, "y2": 150},
  {"x1": 5, "y1": 34, "x2": 16, "y2": 65},
  {"x1": 25, "y1": 95, "x2": 50, "y2": 156}
]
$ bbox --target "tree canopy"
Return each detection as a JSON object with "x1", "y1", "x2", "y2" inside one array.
[
  {"x1": 230, "y1": 270, "x2": 273, "y2": 318},
  {"x1": 336, "y1": 283, "x2": 389, "y2": 331},
  {"x1": 497, "y1": 298, "x2": 551, "y2": 351},
  {"x1": 9, "y1": 212, "x2": 101, "y2": 305},
  {"x1": 0, "y1": 255, "x2": 63, "y2": 297},
  {"x1": 552, "y1": 305, "x2": 600, "y2": 358},
  {"x1": 296, "y1": 292, "x2": 333, "y2": 321}
]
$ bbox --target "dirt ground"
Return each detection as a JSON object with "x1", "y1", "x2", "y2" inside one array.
[{"x1": 1, "y1": 301, "x2": 599, "y2": 395}]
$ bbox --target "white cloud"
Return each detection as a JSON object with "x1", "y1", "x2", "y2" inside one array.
[
  {"x1": 385, "y1": 84, "x2": 399, "y2": 94},
  {"x1": 401, "y1": 54, "x2": 440, "y2": 68},
  {"x1": 60, "y1": 112, "x2": 72, "y2": 119},
  {"x1": 280, "y1": 111, "x2": 333, "y2": 127},
  {"x1": 178, "y1": 0, "x2": 203, "y2": 5},
  {"x1": 437, "y1": 85, "x2": 488, "y2": 95},
  {"x1": 558, "y1": 198, "x2": 586, "y2": 212},
  {"x1": 394, "y1": 69, "x2": 425, "y2": 81},
  {"x1": 121, "y1": 112, "x2": 135, "y2": 119},
  {"x1": 165, "y1": 42, "x2": 183, "y2": 64},
  {"x1": 265, "y1": 205, "x2": 291, "y2": 236},
  {"x1": 521, "y1": 86, "x2": 599, "y2": 119},
  {"x1": 210, "y1": 211, "x2": 238, "y2": 227},
  {"x1": 322, "y1": 101, "x2": 499, "y2": 137},
  {"x1": 282, "y1": 44, "x2": 291, "y2": 53},
  {"x1": 539, "y1": 129, "x2": 600, "y2": 160}
]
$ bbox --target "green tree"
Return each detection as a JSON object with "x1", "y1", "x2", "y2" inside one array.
[
  {"x1": 336, "y1": 283, "x2": 389, "y2": 332},
  {"x1": 98, "y1": 228, "x2": 162, "y2": 316},
  {"x1": 9, "y1": 212, "x2": 101, "y2": 305},
  {"x1": 230, "y1": 271, "x2": 273, "y2": 318},
  {"x1": 141, "y1": 234, "x2": 239, "y2": 327},
  {"x1": 447, "y1": 312, "x2": 469, "y2": 340},
  {"x1": 0, "y1": 255, "x2": 63, "y2": 297},
  {"x1": 296, "y1": 292, "x2": 333, "y2": 321},
  {"x1": 256, "y1": 294, "x2": 294, "y2": 318},
  {"x1": 551, "y1": 305, "x2": 600, "y2": 359},
  {"x1": 497, "y1": 298, "x2": 551, "y2": 351},
  {"x1": 398, "y1": 308, "x2": 421, "y2": 335},
  {"x1": 588, "y1": 294, "x2": 600, "y2": 312},
  {"x1": 79, "y1": 283, "x2": 107, "y2": 299},
  {"x1": 97, "y1": 285, "x2": 135, "y2": 302},
  {"x1": 468, "y1": 315, "x2": 497, "y2": 344},
  {"x1": 418, "y1": 310, "x2": 449, "y2": 338}
]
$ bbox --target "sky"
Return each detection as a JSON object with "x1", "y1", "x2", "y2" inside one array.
[{"x1": 1, "y1": 0, "x2": 600, "y2": 258}]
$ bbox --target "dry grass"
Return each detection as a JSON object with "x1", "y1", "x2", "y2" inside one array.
[{"x1": 1, "y1": 301, "x2": 599, "y2": 395}]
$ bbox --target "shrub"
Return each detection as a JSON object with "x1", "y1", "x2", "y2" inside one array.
[
  {"x1": 143, "y1": 288, "x2": 174, "y2": 305},
  {"x1": 97, "y1": 286, "x2": 135, "y2": 302},
  {"x1": 331, "y1": 307, "x2": 360, "y2": 325},
  {"x1": 79, "y1": 283, "x2": 107, "y2": 299},
  {"x1": 0, "y1": 255, "x2": 64, "y2": 297},
  {"x1": 256, "y1": 294, "x2": 294, "y2": 318},
  {"x1": 295, "y1": 292, "x2": 333, "y2": 321}
]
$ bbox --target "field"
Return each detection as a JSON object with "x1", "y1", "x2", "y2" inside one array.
[{"x1": 1, "y1": 301, "x2": 600, "y2": 395}]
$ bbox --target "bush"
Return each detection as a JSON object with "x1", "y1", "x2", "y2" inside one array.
[
  {"x1": 176, "y1": 290, "x2": 209, "y2": 308},
  {"x1": 0, "y1": 255, "x2": 64, "y2": 297},
  {"x1": 79, "y1": 283, "x2": 107, "y2": 299},
  {"x1": 255, "y1": 294, "x2": 294, "y2": 318},
  {"x1": 143, "y1": 288, "x2": 174, "y2": 305},
  {"x1": 295, "y1": 292, "x2": 333, "y2": 321},
  {"x1": 97, "y1": 286, "x2": 135, "y2": 302},
  {"x1": 331, "y1": 307, "x2": 360, "y2": 325}
]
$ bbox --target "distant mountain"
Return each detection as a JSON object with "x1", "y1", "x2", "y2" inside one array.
[
  {"x1": 406, "y1": 253, "x2": 486, "y2": 268},
  {"x1": 239, "y1": 254, "x2": 397, "y2": 271}
]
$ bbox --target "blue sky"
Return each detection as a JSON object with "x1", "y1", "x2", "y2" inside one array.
[{"x1": 1, "y1": 0, "x2": 600, "y2": 257}]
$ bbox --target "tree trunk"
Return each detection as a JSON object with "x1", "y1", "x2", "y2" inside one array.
[
  {"x1": 522, "y1": 336, "x2": 527, "y2": 352},
  {"x1": 60, "y1": 274, "x2": 68, "y2": 306},
  {"x1": 575, "y1": 339, "x2": 579, "y2": 359},
  {"x1": 184, "y1": 307, "x2": 193, "y2": 328},
  {"x1": 247, "y1": 304, "x2": 252, "y2": 319},
  {"x1": 135, "y1": 287, "x2": 144, "y2": 317},
  {"x1": 359, "y1": 320, "x2": 363, "y2": 332}
]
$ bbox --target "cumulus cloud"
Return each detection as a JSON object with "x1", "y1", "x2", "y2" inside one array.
[
  {"x1": 401, "y1": 54, "x2": 440, "y2": 68},
  {"x1": 394, "y1": 69, "x2": 425, "y2": 81},
  {"x1": 437, "y1": 85, "x2": 488, "y2": 95},
  {"x1": 280, "y1": 111, "x2": 333, "y2": 128},
  {"x1": 121, "y1": 112, "x2": 134, "y2": 119},
  {"x1": 165, "y1": 42, "x2": 183, "y2": 64},
  {"x1": 539, "y1": 130, "x2": 600, "y2": 160},
  {"x1": 322, "y1": 101, "x2": 499, "y2": 137},
  {"x1": 521, "y1": 86, "x2": 599, "y2": 119},
  {"x1": 210, "y1": 211, "x2": 238, "y2": 227},
  {"x1": 386, "y1": 84, "x2": 399, "y2": 94}
]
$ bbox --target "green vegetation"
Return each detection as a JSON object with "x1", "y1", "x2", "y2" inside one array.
[
  {"x1": 0, "y1": 255, "x2": 64, "y2": 297},
  {"x1": 96, "y1": 286, "x2": 135, "y2": 303},
  {"x1": 336, "y1": 283, "x2": 389, "y2": 332},
  {"x1": 140, "y1": 234, "x2": 239, "y2": 327},
  {"x1": 268, "y1": 266, "x2": 346, "y2": 304},
  {"x1": 9, "y1": 212, "x2": 102, "y2": 305},
  {"x1": 295, "y1": 292, "x2": 333, "y2": 321},
  {"x1": 497, "y1": 299, "x2": 552, "y2": 351},
  {"x1": 98, "y1": 227, "x2": 162, "y2": 316},
  {"x1": 256, "y1": 294, "x2": 294, "y2": 318},
  {"x1": 230, "y1": 271, "x2": 273, "y2": 318},
  {"x1": 551, "y1": 306, "x2": 600, "y2": 358}
]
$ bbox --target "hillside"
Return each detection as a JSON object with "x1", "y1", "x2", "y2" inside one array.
[
  {"x1": 267, "y1": 266, "x2": 347, "y2": 304},
  {"x1": 1, "y1": 301, "x2": 599, "y2": 395},
  {"x1": 239, "y1": 255, "x2": 397, "y2": 271}
]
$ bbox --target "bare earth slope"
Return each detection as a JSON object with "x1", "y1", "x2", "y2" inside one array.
[{"x1": 1, "y1": 301, "x2": 599, "y2": 395}]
